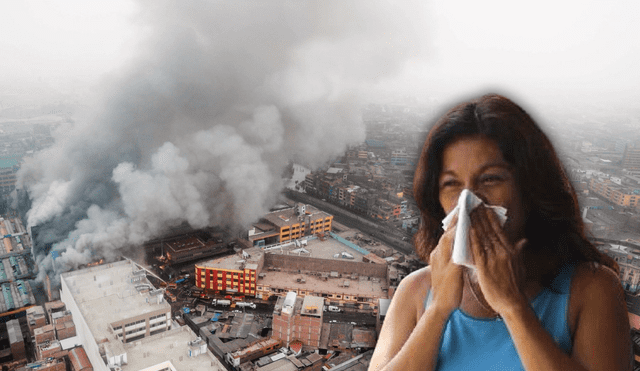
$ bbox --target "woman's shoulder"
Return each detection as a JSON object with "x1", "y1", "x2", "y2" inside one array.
[
  {"x1": 571, "y1": 261, "x2": 621, "y2": 295},
  {"x1": 572, "y1": 261, "x2": 622, "y2": 294},
  {"x1": 568, "y1": 261, "x2": 625, "y2": 331},
  {"x1": 393, "y1": 265, "x2": 432, "y2": 315},
  {"x1": 400, "y1": 265, "x2": 432, "y2": 291}
]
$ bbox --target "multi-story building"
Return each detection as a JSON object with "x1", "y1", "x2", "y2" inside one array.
[
  {"x1": 254, "y1": 235, "x2": 389, "y2": 310},
  {"x1": 162, "y1": 234, "x2": 226, "y2": 264},
  {"x1": 601, "y1": 245, "x2": 640, "y2": 292},
  {"x1": 248, "y1": 204, "x2": 333, "y2": 247},
  {"x1": 61, "y1": 260, "x2": 224, "y2": 371},
  {"x1": 0, "y1": 157, "x2": 19, "y2": 195},
  {"x1": 194, "y1": 247, "x2": 263, "y2": 296},
  {"x1": 272, "y1": 292, "x2": 324, "y2": 347},
  {"x1": 589, "y1": 178, "x2": 640, "y2": 208},
  {"x1": 623, "y1": 143, "x2": 640, "y2": 171},
  {"x1": 60, "y1": 260, "x2": 171, "y2": 369}
]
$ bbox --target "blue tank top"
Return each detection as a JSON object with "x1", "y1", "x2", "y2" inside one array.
[{"x1": 425, "y1": 263, "x2": 576, "y2": 371}]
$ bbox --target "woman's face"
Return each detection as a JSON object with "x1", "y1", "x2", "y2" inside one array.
[{"x1": 438, "y1": 135, "x2": 525, "y2": 245}]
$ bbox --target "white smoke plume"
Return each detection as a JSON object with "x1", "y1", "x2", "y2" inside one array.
[{"x1": 17, "y1": 1, "x2": 428, "y2": 280}]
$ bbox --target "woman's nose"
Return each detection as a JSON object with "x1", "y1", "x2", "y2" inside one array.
[{"x1": 467, "y1": 187, "x2": 489, "y2": 204}]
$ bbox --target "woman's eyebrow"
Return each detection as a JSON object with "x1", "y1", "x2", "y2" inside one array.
[{"x1": 440, "y1": 161, "x2": 510, "y2": 176}]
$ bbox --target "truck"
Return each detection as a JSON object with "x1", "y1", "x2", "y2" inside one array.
[
  {"x1": 326, "y1": 305, "x2": 341, "y2": 313},
  {"x1": 235, "y1": 302, "x2": 256, "y2": 309},
  {"x1": 212, "y1": 299, "x2": 231, "y2": 306}
]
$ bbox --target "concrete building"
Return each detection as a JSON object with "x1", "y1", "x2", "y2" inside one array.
[
  {"x1": 272, "y1": 293, "x2": 324, "y2": 348},
  {"x1": 60, "y1": 260, "x2": 170, "y2": 370},
  {"x1": 26, "y1": 305, "x2": 47, "y2": 335},
  {"x1": 195, "y1": 247, "x2": 263, "y2": 296},
  {"x1": 16, "y1": 358, "x2": 66, "y2": 371},
  {"x1": 60, "y1": 259, "x2": 225, "y2": 371},
  {"x1": 0, "y1": 158, "x2": 18, "y2": 195},
  {"x1": 248, "y1": 204, "x2": 333, "y2": 247},
  {"x1": 602, "y1": 245, "x2": 640, "y2": 292},
  {"x1": 7, "y1": 318, "x2": 26, "y2": 361},
  {"x1": 252, "y1": 351, "x2": 324, "y2": 371},
  {"x1": 589, "y1": 178, "x2": 640, "y2": 208},
  {"x1": 255, "y1": 235, "x2": 389, "y2": 310},
  {"x1": 623, "y1": 144, "x2": 640, "y2": 171},
  {"x1": 162, "y1": 233, "x2": 227, "y2": 264},
  {"x1": 197, "y1": 311, "x2": 277, "y2": 369}
]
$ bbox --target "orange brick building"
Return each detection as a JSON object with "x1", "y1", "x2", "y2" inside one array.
[
  {"x1": 194, "y1": 248, "x2": 264, "y2": 296},
  {"x1": 272, "y1": 292, "x2": 324, "y2": 348}
]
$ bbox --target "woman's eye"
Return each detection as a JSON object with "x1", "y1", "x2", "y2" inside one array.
[
  {"x1": 440, "y1": 180, "x2": 458, "y2": 188},
  {"x1": 481, "y1": 175, "x2": 502, "y2": 184}
]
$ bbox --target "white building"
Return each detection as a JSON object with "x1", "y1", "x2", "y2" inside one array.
[{"x1": 60, "y1": 259, "x2": 225, "y2": 371}]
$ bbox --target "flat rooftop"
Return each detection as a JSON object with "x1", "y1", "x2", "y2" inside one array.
[
  {"x1": 263, "y1": 205, "x2": 332, "y2": 229},
  {"x1": 165, "y1": 236, "x2": 205, "y2": 252},
  {"x1": 197, "y1": 247, "x2": 263, "y2": 271},
  {"x1": 60, "y1": 260, "x2": 170, "y2": 343},
  {"x1": 258, "y1": 269, "x2": 386, "y2": 299},
  {"x1": 122, "y1": 325, "x2": 224, "y2": 371},
  {"x1": 266, "y1": 235, "x2": 368, "y2": 262}
]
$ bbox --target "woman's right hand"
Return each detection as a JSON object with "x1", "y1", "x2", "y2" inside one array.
[{"x1": 429, "y1": 215, "x2": 464, "y2": 316}]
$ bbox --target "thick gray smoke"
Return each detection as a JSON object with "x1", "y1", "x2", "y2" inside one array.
[{"x1": 17, "y1": 1, "x2": 427, "y2": 280}]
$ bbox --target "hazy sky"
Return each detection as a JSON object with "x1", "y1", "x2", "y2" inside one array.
[{"x1": 2, "y1": 0, "x2": 639, "y2": 112}]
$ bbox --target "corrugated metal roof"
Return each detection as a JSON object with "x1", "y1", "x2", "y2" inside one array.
[{"x1": 69, "y1": 346, "x2": 91, "y2": 370}]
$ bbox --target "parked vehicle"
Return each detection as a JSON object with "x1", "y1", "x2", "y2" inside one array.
[
  {"x1": 235, "y1": 302, "x2": 256, "y2": 309},
  {"x1": 326, "y1": 305, "x2": 341, "y2": 313},
  {"x1": 212, "y1": 299, "x2": 231, "y2": 306}
]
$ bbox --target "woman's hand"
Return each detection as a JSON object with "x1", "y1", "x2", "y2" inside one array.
[
  {"x1": 429, "y1": 215, "x2": 464, "y2": 316},
  {"x1": 469, "y1": 205, "x2": 528, "y2": 317}
]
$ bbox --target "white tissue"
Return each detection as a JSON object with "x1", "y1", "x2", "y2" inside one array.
[{"x1": 441, "y1": 189, "x2": 507, "y2": 268}]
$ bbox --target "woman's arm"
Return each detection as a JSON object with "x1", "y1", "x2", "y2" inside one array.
[
  {"x1": 369, "y1": 219, "x2": 463, "y2": 371},
  {"x1": 502, "y1": 264, "x2": 631, "y2": 371},
  {"x1": 368, "y1": 268, "x2": 452, "y2": 371},
  {"x1": 470, "y1": 206, "x2": 632, "y2": 371}
]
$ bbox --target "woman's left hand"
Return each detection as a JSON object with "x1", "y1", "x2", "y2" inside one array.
[{"x1": 469, "y1": 204, "x2": 529, "y2": 317}]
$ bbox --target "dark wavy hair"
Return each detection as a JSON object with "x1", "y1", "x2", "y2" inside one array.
[{"x1": 413, "y1": 94, "x2": 617, "y2": 282}]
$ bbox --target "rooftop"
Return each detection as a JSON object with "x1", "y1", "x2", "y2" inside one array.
[
  {"x1": 264, "y1": 234, "x2": 368, "y2": 262},
  {"x1": 60, "y1": 260, "x2": 170, "y2": 343},
  {"x1": 121, "y1": 326, "x2": 224, "y2": 371},
  {"x1": 263, "y1": 205, "x2": 332, "y2": 229},
  {"x1": 197, "y1": 247, "x2": 263, "y2": 271},
  {"x1": 300, "y1": 296, "x2": 324, "y2": 317},
  {"x1": 258, "y1": 269, "x2": 385, "y2": 299}
]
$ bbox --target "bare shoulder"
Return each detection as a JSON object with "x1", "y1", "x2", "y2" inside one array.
[
  {"x1": 568, "y1": 261, "x2": 631, "y2": 370},
  {"x1": 571, "y1": 261, "x2": 624, "y2": 306},
  {"x1": 394, "y1": 266, "x2": 432, "y2": 318}
]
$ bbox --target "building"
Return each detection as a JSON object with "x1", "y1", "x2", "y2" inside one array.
[
  {"x1": 60, "y1": 260, "x2": 173, "y2": 370},
  {"x1": 623, "y1": 144, "x2": 640, "y2": 171},
  {"x1": 162, "y1": 232, "x2": 227, "y2": 264},
  {"x1": 60, "y1": 260, "x2": 225, "y2": 371},
  {"x1": 602, "y1": 245, "x2": 640, "y2": 292},
  {"x1": 69, "y1": 346, "x2": 93, "y2": 371},
  {"x1": 248, "y1": 204, "x2": 333, "y2": 247},
  {"x1": 26, "y1": 305, "x2": 47, "y2": 335},
  {"x1": 195, "y1": 247, "x2": 264, "y2": 296},
  {"x1": 7, "y1": 319, "x2": 26, "y2": 361},
  {"x1": 589, "y1": 178, "x2": 640, "y2": 208},
  {"x1": 254, "y1": 234, "x2": 389, "y2": 310},
  {"x1": 272, "y1": 293, "x2": 324, "y2": 348},
  {"x1": 253, "y1": 351, "x2": 324, "y2": 371},
  {"x1": 16, "y1": 358, "x2": 66, "y2": 371},
  {"x1": 0, "y1": 158, "x2": 18, "y2": 195}
]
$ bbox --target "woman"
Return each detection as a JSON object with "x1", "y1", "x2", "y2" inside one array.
[{"x1": 369, "y1": 94, "x2": 632, "y2": 371}]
